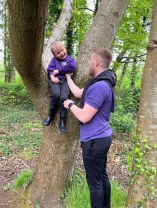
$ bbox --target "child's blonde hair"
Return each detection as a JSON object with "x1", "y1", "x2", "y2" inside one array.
[{"x1": 51, "y1": 41, "x2": 65, "y2": 55}]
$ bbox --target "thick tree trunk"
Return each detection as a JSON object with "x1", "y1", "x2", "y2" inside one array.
[
  {"x1": 8, "y1": 0, "x2": 130, "y2": 207},
  {"x1": 7, "y1": 1, "x2": 77, "y2": 208},
  {"x1": 127, "y1": 1, "x2": 157, "y2": 207},
  {"x1": 8, "y1": 0, "x2": 49, "y2": 114},
  {"x1": 77, "y1": 0, "x2": 130, "y2": 83}
]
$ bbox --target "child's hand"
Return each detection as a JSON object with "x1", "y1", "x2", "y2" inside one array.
[
  {"x1": 53, "y1": 70, "x2": 59, "y2": 76},
  {"x1": 50, "y1": 74, "x2": 60, "y2": 83}
]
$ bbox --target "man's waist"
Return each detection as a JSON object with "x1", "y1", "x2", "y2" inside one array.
[
  {"x1": 80, "y1": 135, "x2": 112, "y2": 147},
  {"x1": 80, "y1": 132, "x2": 112, "y2": 142}
]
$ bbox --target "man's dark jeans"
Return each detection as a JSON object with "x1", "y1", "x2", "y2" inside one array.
[{"x1": 81, "y1": 136, "x2": 112, "y2": 208}]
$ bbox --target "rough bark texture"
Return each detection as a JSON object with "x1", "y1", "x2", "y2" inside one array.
[
  {"x1": 127, "y1": 1, "x2": 157, "y2": 207},
  {"x1": 7, "y1": 0, "x2": 49, "y2": 115},
  {"x1": 77, "y1": 0, "x2": 130, "y2": 85},
  {"x1": 7, "y1": 0, "x2": 129, "y2": 207},
  {"x1": 42, "y1": 0, "x2": 74, "y2": 69}
]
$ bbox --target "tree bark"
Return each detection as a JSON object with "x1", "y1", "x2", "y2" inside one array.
[
  {"x1": 7, "y1": 0, "x2": 130, "y2": 207},
  {"x1": 118, "y1": 62, "x2": 128, "y2": 91},
  {"x1": 130, "y1": 57, "x2": 137, "y2": 89},
  {"x1": 127, "y1": 1, "x2": 157, "y2": 207},
  {"x1": 4, "y1": 0, "x2": 15, "y2": 83},
  {"x1": 77, "y1": 0, "x2": 130, "y2": 84},
  {"x1": 42, "y1": 0, "x2": 74, "y2": 69},
  {"x1": 66, "y1": 22, "x2": 74, "y2": 55},
  {"x1": 7, "y1": 0, "x2": 49, "y2": 114}
]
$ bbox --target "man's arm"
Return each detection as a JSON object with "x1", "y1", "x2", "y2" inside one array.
[
  {"x1": 64, "y1": 100, "x2": 98, "y2": 123},
  {"x1": 66, "y1": 74, "x2": 83, "y2": 98},
  {"x1": 64, "y1": 81, "x2": 109, "y2": 123}
]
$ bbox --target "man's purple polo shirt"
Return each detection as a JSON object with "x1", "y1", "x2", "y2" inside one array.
[{"x1": 80, "y1": 81, "x2": 113, "y2": 142}]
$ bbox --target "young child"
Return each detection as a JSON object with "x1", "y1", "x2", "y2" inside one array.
[{"x1": 43, "y1": 41, "x2": 77, "y2": 132}]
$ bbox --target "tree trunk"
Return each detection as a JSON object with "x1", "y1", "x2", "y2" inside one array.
[
  {"x1": 77, "y1": 0, "x2": 130, "y2": 84},
  {"x1": 4, "y1": 0, "x2": 15, "y2": 83},
  {"x1": 127, "y1": 1, "x2": 157, "y2": 207},
  {"x1": 130, "y1": 57, "x2": 137, "y2": 89},
  {"x1": 66, "y1": 22, "x2": 74, "y2": 55},
  {"x1": 118, "y1": 62, "x2": 128, "y2": 92},
  {"x1": 94, "y1": 0, "x2": 100, "y2": 15},
  {"x1": 8, "y1": 0, "x2": 130, "y2": 207},
  {"x1": 33, "y1": 1, "x2": 129, "y2": 206}
]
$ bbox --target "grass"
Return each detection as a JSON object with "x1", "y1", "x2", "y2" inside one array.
[
  {"x1": 0, "y1": 104, "x2": 42, "y2": 157},
  {"x1": 64, "y1": 173, "x2": 127, "y2": 208},
  {"x1": 13, "y1": 170, "x2": 33, "y2": 189}
]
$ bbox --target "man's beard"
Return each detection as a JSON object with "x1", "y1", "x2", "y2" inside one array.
[{"x1": 89, "y1": 68, "x2": 95, "y2": 77}]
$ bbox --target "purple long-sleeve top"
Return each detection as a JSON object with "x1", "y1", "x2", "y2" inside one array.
[{"x1": 47, "y1": 55, "x2": 77, "y2": 79}]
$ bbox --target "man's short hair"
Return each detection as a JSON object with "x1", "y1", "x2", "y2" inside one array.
[{"x1": 92, "y1": 48, "x2": 112, "y2": 68}]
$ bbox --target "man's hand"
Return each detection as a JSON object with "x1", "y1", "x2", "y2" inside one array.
[
  {"x1": 65, "y1": 73, "x2": 73, "y2": 79},
  {"x1": 53, "y1": 70, "x2": 59, "y2": 76},
  {"x1": 50, "y1": 74, "x2": 60, "y2": 83},
  {"x1": 63, "y1": 99, "x2": 74, "y2": 109}
]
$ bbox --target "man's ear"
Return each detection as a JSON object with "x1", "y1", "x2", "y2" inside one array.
[{"x1": 95, "y1": 57, "x2": 100, "y2": 66}]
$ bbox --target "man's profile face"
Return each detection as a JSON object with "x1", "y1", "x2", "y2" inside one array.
[
  {"x1": 88, "y1": 53, "x2": 99, "y2": 76},
  {"x1": 88, "y1": 53, "x2": 95, "y2": 76}
]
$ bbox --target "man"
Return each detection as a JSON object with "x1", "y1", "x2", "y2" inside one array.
[{"x1": 64, "y1": 48, "x2": 116, "y2": 208}]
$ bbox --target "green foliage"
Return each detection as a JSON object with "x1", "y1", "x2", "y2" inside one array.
[
  {"x1": 111, "y1": 180, "x2": 127, "y2": 208},
  {"x1": 110, "y1": 96, "x2": 136, "y2": 133},
  {"x1": 128, "y1": 133, "x2": 157, "y2": 205},
  {"x1": 0, "y1": 77, "x2": 31, "y2": 107},
  {"x1": 110, "y1": 0, "x2": 153, "y2": 136},
  {"x1": 110, "y1": 111, "x2": 135, "y2": 133},
  {"x1": 118, "y1": 66, "x2": 141, "y2": 111},
  {"x1": 45, "y1": 0, "x2": 63, "y2": 38},
  {"x1": 64, "y1": 173, "x2": 127, "y2": 208},
  {"x1": 0, "y1": 64, "x2": 5, "y2": 83},
  {"x1": 69, "y1": 0, "x2": 92, "y2": 56},
  {"x1": 113, "y1": 0, "x2": 152, "y2": 54},
  {"x1": 13, "y1": 170, "x2": 33, "y2": 189},
  {"x1": 64, "y1": 173, "x2": 90, "y2": 208},
  {"x1": 111, "y1": 64, "x2": 142, "y2": 134}
]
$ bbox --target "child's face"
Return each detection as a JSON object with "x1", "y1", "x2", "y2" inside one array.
[{"x1": 53, "y1": 45, "x2": 67, "y2": 60}]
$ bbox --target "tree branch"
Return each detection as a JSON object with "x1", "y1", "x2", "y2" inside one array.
[
  {"x1": 121, "y1": 53, "x2": 146, "y2": 60},
  {"x1": 116, "y1": 50, "x2": 127, "y2": 62},
  {"x1": 143, "y1": 21, "x2": 152, "y2": 27},
  {"x1": 42, "y1": 0, "x2": 74, "y2": 69},
  {"x1": 76, "y1": 7, "x2": 94, "y2": 13}
]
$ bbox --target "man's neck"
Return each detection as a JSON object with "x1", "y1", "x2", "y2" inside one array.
[{"x1": 94, "y1": 67, "x2": 107, "y2": 77}]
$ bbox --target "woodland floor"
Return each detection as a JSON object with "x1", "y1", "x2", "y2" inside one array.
[{"x1": 0, "y1": 104, "x2": 131, "y2": 208}]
